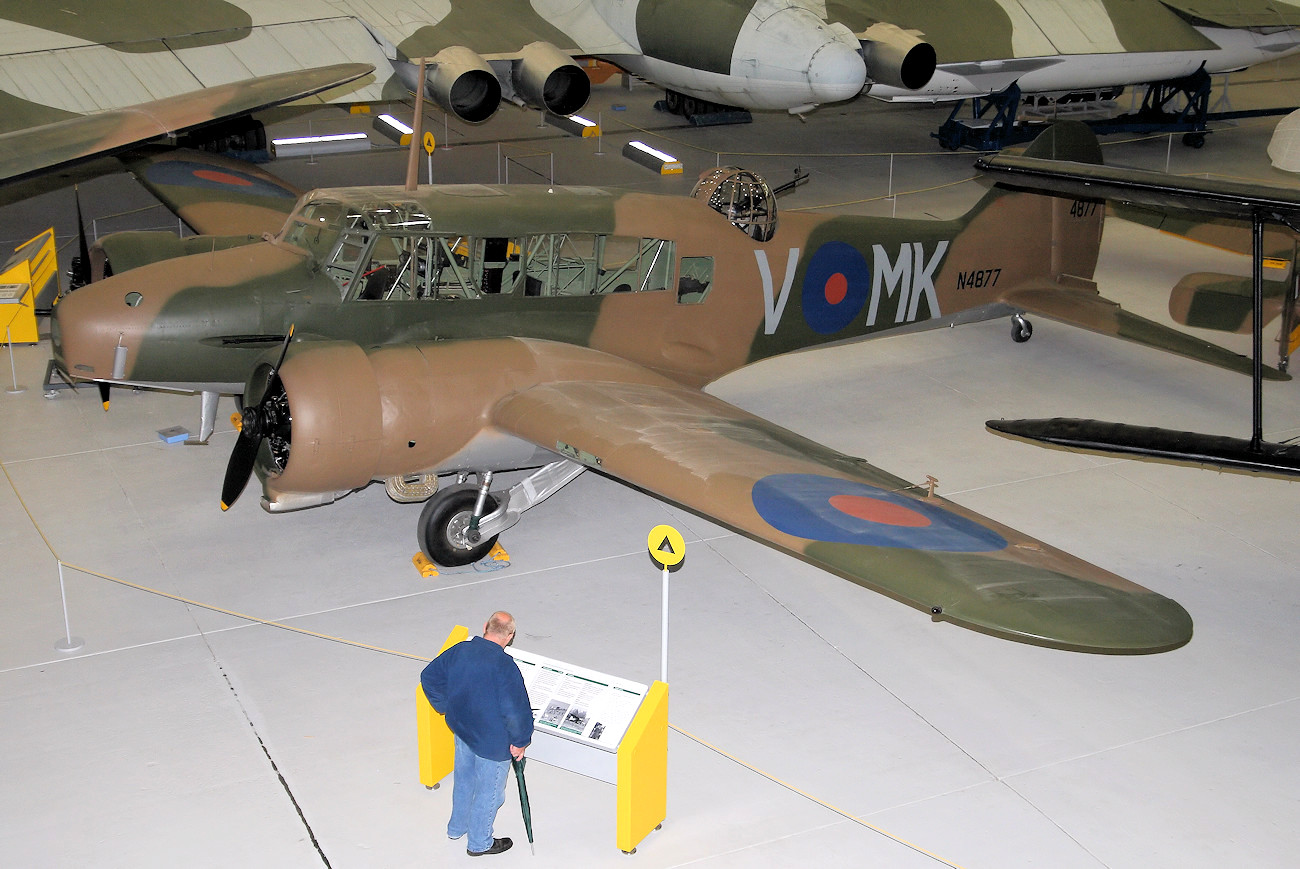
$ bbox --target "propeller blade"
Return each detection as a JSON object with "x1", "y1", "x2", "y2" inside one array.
[
  {"x1": 72, "y1": 186, "x2": 92, "y2": 290},
  {"x1": 97, "y1": 381, "x2": 110, "y2": 411},
  {"x1": 220, "y1": 325, "x2": 295, "y2": 511},
  {"x1": 220, "y1": 426, "x2": 261, "y2": 511}
]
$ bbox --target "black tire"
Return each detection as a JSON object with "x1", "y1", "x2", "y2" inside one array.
[
  {"x1": 418, "y1": 487, "x2": 499, "y2": 566},
  {"x1": 1182, "y1": 133, "x2": 1205, "y2": 149},
  {"x1": 664, "y1": 90, "x2": 682, "y2": 114},
  {"x1": 1011, "y1": 317, "x2": 1033, "y2": 343}
]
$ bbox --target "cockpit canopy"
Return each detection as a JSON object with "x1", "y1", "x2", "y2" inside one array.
[
  {"x1": 691, "y1": 167, "x2": 778, "y2": 242},
  {"x1": 279, "y1": 195, "x2": 680, "y2": 302}
]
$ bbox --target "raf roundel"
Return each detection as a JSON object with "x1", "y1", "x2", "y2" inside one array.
[
  {"x1": 751, "y1": 473, "x2": 1007, "y2": 552},
  {"x1": 801, "y1": 241, "x2": 870, "y2": 334},
  {"x1": 143, "y1": 160, "x2": 297, "y2": 200}
]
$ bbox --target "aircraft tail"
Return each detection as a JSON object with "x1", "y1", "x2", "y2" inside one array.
[{"x1": 962, "y1": 122, "x2": 1105, "y2": 289}]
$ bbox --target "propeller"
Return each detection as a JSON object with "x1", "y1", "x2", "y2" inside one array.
[
  {"x1": 221, "y1": 325, "x2": 295, "y2": 511},
  {"x1": 70, "y1": 186, "x2": 92, "y2": 292}
]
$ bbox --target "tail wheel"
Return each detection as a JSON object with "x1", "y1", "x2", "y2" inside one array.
[
  {"x1": 418, "y1": 487, "x2": 499, "y2": 566},
  {"x1": 1011, "y1": 314, "x2": 1033, "y2": 343}
]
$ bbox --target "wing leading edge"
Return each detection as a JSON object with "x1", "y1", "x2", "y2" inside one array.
[{"x1": 491, "y1": 370, "x2": 1192, "y2": 654}]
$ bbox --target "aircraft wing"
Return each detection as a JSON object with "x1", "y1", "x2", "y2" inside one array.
[
  {"x1": 491, "y1": 376, "x2": 1192, "y2": 654},
  {"x1": 975, "y1": 151, "x2": 1300, "y2": 222},
  {"x1": 120, "y1": 148, "x2": 304, "y2": 238},
  {"x1": 997, "y1": 281, "x2": 1290, "y2": 380},
  {"x1": 0, "y1": 63, "x2": 373, "y2": 188}
]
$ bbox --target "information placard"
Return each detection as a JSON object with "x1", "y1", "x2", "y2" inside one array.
[{"x1": 507, "y1": 648, "x2": 646, "y2": 752}]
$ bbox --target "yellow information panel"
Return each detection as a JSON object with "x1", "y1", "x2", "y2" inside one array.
[
  {"x1": 0, "y1": 228, "x2": 58, "y2": 344},
  {"x1": 616, "y1": 680, "x2": 668, "y2": 853},
  {"x1": 416, "y1": 624, "x2": 470, "y2": 788}
]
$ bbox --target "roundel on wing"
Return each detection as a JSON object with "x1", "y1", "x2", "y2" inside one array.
[
  {"x1": 143, "y1": 160, "x2": 297, "y2": 199},
  {"x1": 802, "y1": 241, "x2": 870, "y2": 334},
  {"x1": 752, "y1": 473, "x2": 1007, "y2": 552}
]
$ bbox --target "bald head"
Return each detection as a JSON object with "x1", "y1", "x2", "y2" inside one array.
[{"x1": 484, "y1": 611, "x2": 516, "y2": 647}]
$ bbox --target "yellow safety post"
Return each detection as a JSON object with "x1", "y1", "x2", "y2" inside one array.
[
  {"x1": 616, "y1": 680, "x2": 668, "y2": 853},
  {"x1": 417, "y1": 624, "x2": 470, "y2": 788}
]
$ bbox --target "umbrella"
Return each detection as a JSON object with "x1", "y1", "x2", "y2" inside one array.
[{"x1": 512, "y1": 756, "x2": 534, "y2": 854}]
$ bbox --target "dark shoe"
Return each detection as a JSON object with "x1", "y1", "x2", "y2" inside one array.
[{"x1": 468, "y1": 837, "x2": 512, "y2": 856}]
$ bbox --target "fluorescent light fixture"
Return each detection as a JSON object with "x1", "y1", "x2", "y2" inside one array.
[
  {"x1": 272, "y1": 132, "x2": 368, "y2": 146},
  {"x1": 628, "y1": 140, "x2": 676, "y2": 163},
  {"x1": 377, "y1": 114, "x2": 414, "y2": 135},
  {"x1": 622, "y1": 140, "x2": 683, "y2": 174}
]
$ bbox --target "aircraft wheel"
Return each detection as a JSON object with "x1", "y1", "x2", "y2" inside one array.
[
  {"x1": 418, "y1": 487, "x2": 499, "y2": 566},
  {"x1": 682, "y1": 96, "x2": 700, "y2": 117},
  {"x1": 664, "y1": 90, "x2": 682, "y2": 114},
  {"x1": 1182, "y1": 133, "x2": 1205, "y2": 149},
  {"x1": 1011, "y1": 315, "x2": 1033, "y2": 343}
]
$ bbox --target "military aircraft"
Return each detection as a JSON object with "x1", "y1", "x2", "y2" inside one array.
[
  {"x1": 54, "y1": 122, "x2": 1269, "y2": 655},
  {"x1": 2, "y1": 0, "x2": 1298, "y2": 150}
]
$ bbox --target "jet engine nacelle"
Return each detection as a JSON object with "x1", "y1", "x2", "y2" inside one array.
[
  {"x1": 251, "y1": 338, "x2": 672, "y2": 507},
  {"x1": 426, "y1": 45, "x2": 503, "y2": 123},
  {"x1": 860, "y1": 23, "x2": 936, "y2": 92},
  {"x1": 512, "y1": 41, "x2": 590, "y2": 116}
]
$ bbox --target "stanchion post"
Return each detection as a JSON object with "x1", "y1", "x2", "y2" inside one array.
[
  {"x1": 6, "y1": 326, "x2": 26, "y2": 394},
  {"x1": 54, "y1": 562, "x2": 84, "y2": 653}
]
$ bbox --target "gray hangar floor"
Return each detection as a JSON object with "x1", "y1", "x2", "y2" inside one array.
[{"x1": 2, "y1": 64, "x2": 1300, "y2": 868}]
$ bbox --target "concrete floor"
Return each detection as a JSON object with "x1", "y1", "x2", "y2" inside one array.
[{"x1": 3, "y1": 65, "x2": 1300, "y2": 868}]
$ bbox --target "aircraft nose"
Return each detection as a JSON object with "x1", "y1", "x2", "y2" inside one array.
[
  {"x1": 807, "y1": 38, "x2": 869, "y2": 105},
  {"x1": 733, "y1": 3, "x2": 866, "y2": 111}
]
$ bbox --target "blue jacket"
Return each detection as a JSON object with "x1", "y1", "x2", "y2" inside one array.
[{"x1": 421, "y1": 636, "x2": 534, "y2": 761}]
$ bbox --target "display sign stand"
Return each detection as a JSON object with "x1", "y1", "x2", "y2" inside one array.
[{"x1": 417, "y1": 625, "x2": 668, "y2": 854}]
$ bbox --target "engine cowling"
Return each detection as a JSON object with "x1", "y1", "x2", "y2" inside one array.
[
  {"x1": 245, "y1": 337, "x2": 681, "y2": 510},
  {"x1": 426, "y1": 45, "x2": 502, "y2": 123},
  {"x1": 512, "y1": 41, "x2": 590, "y2": 116},
  {"x1": 860, "y1": 23, "x2": 936, "y2": 92}
]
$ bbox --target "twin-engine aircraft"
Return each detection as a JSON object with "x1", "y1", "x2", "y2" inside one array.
[{"x1": 53, "y1": 122, "x2": 1263, "y2": 655}]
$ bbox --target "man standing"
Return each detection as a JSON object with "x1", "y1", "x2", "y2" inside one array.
[{"x1": 422, "y1": 611, "x2": 534, "y2": 857}]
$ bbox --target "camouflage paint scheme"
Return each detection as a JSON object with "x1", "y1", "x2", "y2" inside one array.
[
  {"x1": 49, "y1": 124, "x2": 1215, "y2": 654},
  {"x1": 0, "y1": 63, "x2": 372, "y2": 191},
  {"x1": 0, "y1": 0, "x2": 1298, "y2": 130}
]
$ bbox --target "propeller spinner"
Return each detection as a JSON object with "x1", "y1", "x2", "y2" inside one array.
[{"x1": 221, "y1": 326, "x2": 295, "y2": 511}]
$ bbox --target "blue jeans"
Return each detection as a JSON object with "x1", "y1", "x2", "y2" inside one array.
[{"x1": 448, "y1": 734, "x2": 510, "y2": 852}]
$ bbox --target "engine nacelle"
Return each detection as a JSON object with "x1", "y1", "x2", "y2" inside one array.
[
  {"x1": 91, "y1": 231, "x2": 261, "y2": 281},
  {"x1": 426, "y1": 45, "x2": 502, "y2": 123},
  {"x1": 248, "y1": 338, "x2": 678, "y2": 509},
  {"x1": 511, "y1": 41, "x2": 590, "y2": 116},
  {"x1": 860, "y1": 23, "x2": 935, "y2": 92}
]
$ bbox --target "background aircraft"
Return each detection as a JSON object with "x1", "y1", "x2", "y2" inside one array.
[
  {"x1": 0, "y1": 0, "x2": 1296, "y2": 157},
  {"x1": 49, "y1": 122, "x2": 1287, "y2": 655}
]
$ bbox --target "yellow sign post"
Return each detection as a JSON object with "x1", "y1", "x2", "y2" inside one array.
[{"x1": 646, "y1": 524, "x2": 683, "y2": 684}]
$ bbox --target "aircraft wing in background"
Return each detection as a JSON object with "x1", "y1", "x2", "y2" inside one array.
[
  {"x1": 0, "y1": 63, "x2": 373, "y2": 188},
  {"x1": 491, "y1": 373, "x2": 1193, "y2": 654}
]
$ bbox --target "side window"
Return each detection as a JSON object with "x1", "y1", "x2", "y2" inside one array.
[
  {"x1": 678, "y1": 256, "x2": 713, "y2": 304},
  {"x1": 354, "y1": 234, "x2": 415, "y2": 301},
  {"x1": 597, "y1": 237, "x2": 675, "y2": 294},
  {"x1": 523, "y1": 233, "x2": 599, "y2": 296}
]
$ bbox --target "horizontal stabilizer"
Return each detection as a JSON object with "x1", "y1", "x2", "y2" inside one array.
[
  {"x1": 1002, "y1": 285, "x2": 1290, "y2": 380},
  {"x1": 988, "y1": 417, "x2": 1300, "y2": 476}
]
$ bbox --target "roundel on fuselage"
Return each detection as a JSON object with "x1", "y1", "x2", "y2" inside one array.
[{"x1": 802, "y1": 241, "x2": 869, "y2": 334}]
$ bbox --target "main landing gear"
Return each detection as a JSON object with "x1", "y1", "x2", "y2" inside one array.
[
  {"x1": 656, "y1": 89, "x2": 751, "y2": 126},
  {"x1": 415, "y1": 460, "x2": 587, "y2": 567},
  {"x1": 419, "y1": 483, "x2": 499, "y2": 566}
]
